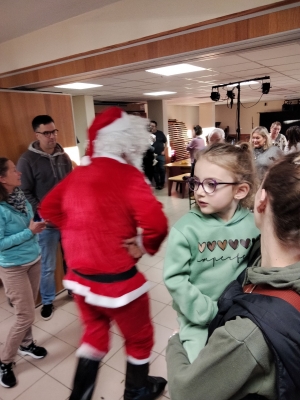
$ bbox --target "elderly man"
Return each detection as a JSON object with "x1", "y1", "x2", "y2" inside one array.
[
  {"x1": 269, "y1": 121, "x2": 287, "y2": 150},
  {"x1": 207, "y1": 128, "x2": 225, "y2": 145}
]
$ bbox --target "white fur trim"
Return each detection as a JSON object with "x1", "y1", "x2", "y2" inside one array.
[
  {"x1": 81, "y1": 155, "x2": 92, "y2": 166},
  {"x1": 63, "y1": 280, "x2": 151, "y2": 308},
  {"x1": 100, "y1": 111, "x2": 130, "y2": 135},
  {"x1": 127, "y1": 355, "x2": 150, "y2": 365},
  {"x1": 76, "y1": 343, "x2": 105, "y2": 361},
  {"x1": 92, "y1": 152, "x2": 127, "y2": 164}
]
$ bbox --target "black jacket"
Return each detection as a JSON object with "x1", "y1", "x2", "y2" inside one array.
[{"x1": 208, "y1": 280, "x2": 300, "y2": 400}]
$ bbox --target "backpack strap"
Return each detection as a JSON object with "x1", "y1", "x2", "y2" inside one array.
[{"x1": 244, "y1": 284, "x2": 300, "y2": 312}]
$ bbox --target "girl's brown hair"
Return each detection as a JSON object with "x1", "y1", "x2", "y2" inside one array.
[
  {"x1": 286, "y1": 126, "x2": 300, "y2": 151},
  {"x1": 0, "y1": 158, "x2": 9, "y2": 202},
  {"x1": 195, "y1": 142, "x2": 257, "y2": 209},
  {"x1": 262, "y1": 152, "x2": 300, "y2": 245}
]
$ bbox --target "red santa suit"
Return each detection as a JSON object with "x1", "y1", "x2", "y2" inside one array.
[{"x1": 40, "y1": 109, "x2": 168, "y2": 365}]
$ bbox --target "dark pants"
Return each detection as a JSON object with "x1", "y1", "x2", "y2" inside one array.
[
  {"x1": 154, "y1": 155, "x2": 165, "y2": 187},
  {"x1": 191, "y1": 160, "x2": 196, "y2": 177},
  {"x1": 143, "y1": 149, "x2": 154, "y2": 183}
]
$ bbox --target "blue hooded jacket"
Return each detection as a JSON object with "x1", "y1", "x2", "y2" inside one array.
[{"x1": 0, "y1": 200, "x2": 40, "y2": 267}]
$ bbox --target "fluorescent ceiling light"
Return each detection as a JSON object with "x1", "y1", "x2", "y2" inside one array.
[
  {"x1": 144, "y1": 91, "x2": 177, "y2": 96},
  {"x1": 55, "y1": 82, "x2": 103, "y2": 89},
  {"x1": 146, "y1": 64, "x2": 206, "y2": 76},
  {"x1": 227, "y1": 81, "x2": 259, "y2": 87},
  {"x1": 283, "y1": 120, "x2": 300, "y2": 124}
]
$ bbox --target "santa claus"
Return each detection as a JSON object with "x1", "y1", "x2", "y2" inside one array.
[{"x1": 40, "y1": 107, "x2": 168, "y2": 400}]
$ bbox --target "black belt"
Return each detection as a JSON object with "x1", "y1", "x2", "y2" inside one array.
[{"x1": 72, "y1": 265, "x2": 138, "y2": 283}]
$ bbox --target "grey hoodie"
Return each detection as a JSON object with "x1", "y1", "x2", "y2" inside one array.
[{"x1": 17, "y1": 141, "x2": 72, "y2": 213}]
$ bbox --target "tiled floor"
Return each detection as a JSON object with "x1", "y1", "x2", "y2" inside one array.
[{"x1": 0, "y1": 187, "x2": 189, "y2": 400}]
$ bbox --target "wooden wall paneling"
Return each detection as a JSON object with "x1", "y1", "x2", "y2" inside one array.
[
  {"x1": 0, "y1": 6, "x2": 299, "y2": 89},
  {"x1": 1, "y1": 0, "x2": 296, "y2": 77},
  {"x1": 0, "y1": 90, "x2": 76, "y2": 163},
  {"x1": 6, "y1": 1, "x2": 300, "y2": 79}
]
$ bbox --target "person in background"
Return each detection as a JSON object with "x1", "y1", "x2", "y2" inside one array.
[
  {"x1": 250, "y1": 126, "x2": 282, "y2": 181},
  {"x1": 285, "y1": 125, "x2": 300, "y2": 154},
  {"x1": 17, "y1": 115, "x2": 72, "y2": 320},
  {"x1": 142, "y1": 133, "x2": 157, "y2": 184},
  {"x1": 186, "y1": 125, "x2": 205, "y2": 163},
  {"x1": 0, "y1": 158, "x2": 47, "y2": 389},
  {"x1": 186, "y1": 125, "x2": 205, "y2": 176},
  {"x1": 269, "y1": 121, "x2": 287, "y2": 150},
  {"x1": 149, "y1": 120, "x2": 167, "y2": 190},
  {"x1": 164, "y1": 143, "x2": 260, "y2": 363},
  {"x1": 40, "y1": 108, "x2": 168, "y2": 400},
  {"x1": 166, "y1": 152, "x2": 300, "y2": 400},
  {"x1": 207, "y1": 128, "x2": 225, "y2": 145}
]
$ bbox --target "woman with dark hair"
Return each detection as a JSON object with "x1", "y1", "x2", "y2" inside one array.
[
  {"x1": 166, "y1": 152, "x2": 300, "y2": 399},
  {"x1": 186, "y1": 125, "x2": 205, "y2": 176},
  {"x1": 0, "y1": 158, "x2": 47, "y2": 388},
  {"x1": 285, "y1": 125, "x2": 300, "y2": 154}
]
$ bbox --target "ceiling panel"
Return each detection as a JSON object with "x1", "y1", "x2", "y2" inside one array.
[
  {"x1": 240, "y1": 44, "x2": 300, "y2": 61},
  {"x1": 261, "y1": 54, "x2": 300, "y2": 67},
  {"x1": 271, "y1": 63, "x2": 300, "y2": 72},
  {"x1": 39, "y1": 39, "x2": 300, "y2": 106},
  {"x1": 197, "y1": 55, "x2": 251, "y2": 68},
  {"x1": 216, "y1": 62, "x2": 262, "y2": 73}
]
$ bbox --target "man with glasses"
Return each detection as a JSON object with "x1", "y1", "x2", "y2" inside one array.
[{"x1": 17, "y1": 115, "x2": 72, "y2": 320}]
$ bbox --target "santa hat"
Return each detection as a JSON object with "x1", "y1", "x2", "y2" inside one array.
[{"x1": 81, "y1": 107, "x2": 131, "y2": 165}]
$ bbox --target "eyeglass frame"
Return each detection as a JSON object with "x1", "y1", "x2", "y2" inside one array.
[
  {"x1": 35, "y1": 129, "x2": 59, "y2": 138},
  {"x1": 187, "y1": 177, "x2": 241, "y2": 194}
]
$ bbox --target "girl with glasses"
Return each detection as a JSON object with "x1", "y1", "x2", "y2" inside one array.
[
  {"x1": 163, "y1": 142, "x2": 260, "y2": 363},
  {"x1": 166, "y1": 151, "x2": 300, "y2": 400}
]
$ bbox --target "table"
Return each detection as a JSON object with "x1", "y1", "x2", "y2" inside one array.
[{"x1": 165, "y1": 159, "x2": 191, "y2": 178}]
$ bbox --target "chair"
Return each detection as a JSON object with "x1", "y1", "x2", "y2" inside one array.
[
  {"x1": 189, "y1": 190, "x2": 196, "y2": 209},
  {"x1": 189, "y1": 161, "x2": 196, "y2": 209},
  {"x1": 168, "y1": 173, "x2": 190, "y2": 198}
]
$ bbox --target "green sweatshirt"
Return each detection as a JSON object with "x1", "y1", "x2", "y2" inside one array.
[
  {"x1": 166, "y1": 261, "x2": 300, "y2": 400},
  {"x1": 163, "y1": 206, "x2": 260, "y2": 362}
]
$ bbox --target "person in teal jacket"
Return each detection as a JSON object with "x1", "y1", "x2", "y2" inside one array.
[
  {"x1": 164, "y1": 143, "x2": 260, "y2": 363},
  {"x1": 0, "y1": 158, "x2": 47, "y2": 389}
]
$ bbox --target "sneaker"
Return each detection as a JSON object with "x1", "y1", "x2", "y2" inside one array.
[
  {"x1": 41, "y1": 304, "x2": 54, "y2": 320},
  {"x1": 18, "y1": 342, "x2": 47, "y2": 359},
  {"x1": 0, "y1": 362, "x2": 16, "y2": 388}
]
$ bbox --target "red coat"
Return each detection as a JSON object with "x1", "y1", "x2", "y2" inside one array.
[{"x1": 40, "y1": 156, "x2": 168, "y2": 307}]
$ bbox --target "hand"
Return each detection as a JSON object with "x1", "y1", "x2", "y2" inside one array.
[
  {"x1": 29, "y1": 219, "x2": 46, "y2": 234},
  {"x1": 123, "y1": 237, "x2": 144, "y2": 259}
]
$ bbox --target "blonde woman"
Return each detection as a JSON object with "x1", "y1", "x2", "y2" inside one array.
[{"x1": 250, "y1": 126, "x2": 282, "y2": 181}]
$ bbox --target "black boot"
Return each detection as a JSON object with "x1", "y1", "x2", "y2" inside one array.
[
  {"x1": 69, "y1": 357, "x2": 100, "y2": 400},
  {"x1": 124, "y1": 362, "x2": 167, "y2": 400}
]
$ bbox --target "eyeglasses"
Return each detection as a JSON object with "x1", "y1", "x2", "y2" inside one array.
[
  {"x1": 36, "y1": 129, "x2": 58, "y2": 138},
  {"x1": 187, "y1": 177, "x2": 240, "y2": 194}
]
